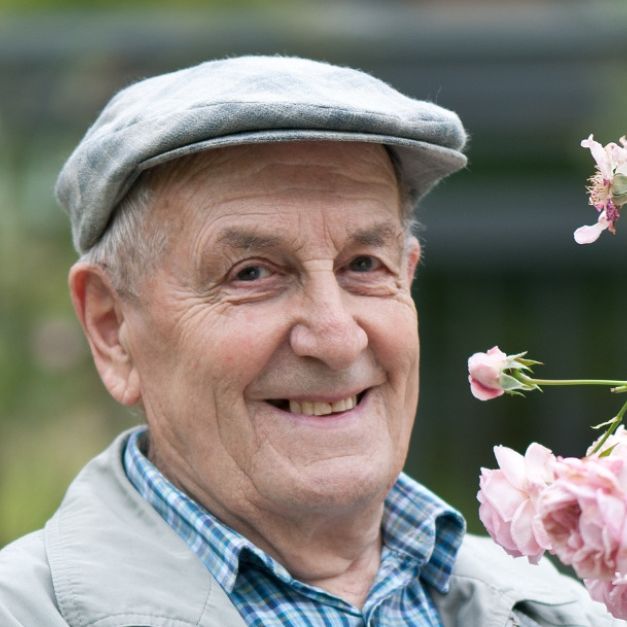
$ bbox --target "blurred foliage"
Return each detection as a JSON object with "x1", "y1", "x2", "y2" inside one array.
[{"x1": 0, "y1": 1, "x2": 626, "y2": 548}]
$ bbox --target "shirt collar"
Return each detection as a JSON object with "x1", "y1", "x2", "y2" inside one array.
[
  {"x1": 382, "y1": 473, "x2": 466, "y2": 593},
  {"x1": 124, "y1": 426, "x2": 465, "y2": 595}
]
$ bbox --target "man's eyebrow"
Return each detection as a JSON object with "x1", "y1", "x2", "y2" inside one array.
[
  {"x1": 217, "y1": 228, "x2": 283, "y2": 250},
  {"x1": 349, "y1": 222, "x2": 403, "y2": 247}
]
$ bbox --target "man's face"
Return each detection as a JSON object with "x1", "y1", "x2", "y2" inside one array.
[{"x1": 122, "y1": 141, "x2": 421, "y2": 519}]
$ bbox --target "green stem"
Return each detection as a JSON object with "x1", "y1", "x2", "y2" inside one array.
[
  {"x1": 520, "y1": 375, "x2": 627, "y2": 388},
  {"x1": 589, "y1": 399, "x2": 627, "y2": 455}
]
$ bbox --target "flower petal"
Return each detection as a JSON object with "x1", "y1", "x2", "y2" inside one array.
[
  {"x1": 510, "y1": 499, "x2": 546, "y2": 562},
  {"x1": 494, "y1": 445, "x2": 528, "y2": 490},
  {"x1": 574, "y1": 211, "x2": 610, "y2": 244},
  {"x1": 469, "y1": 376, "x2": 504, "y2": 401},
  {"x1": 524, "y1": 442, "x2": 555, "y2": 485},
  {"x1": 486, "y1": 346, "x2": 507, "y2": 359},
  {"x1": 582, "y1": 134, "x2": 612, "y2": 179}
]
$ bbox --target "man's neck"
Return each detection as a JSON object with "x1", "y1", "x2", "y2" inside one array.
[
  {"x1": 296, "y1": 536, "x2": 383, "y2": 608},
  {"x1": 238, "y1": 505, "x2": 385, "y2": 609}
]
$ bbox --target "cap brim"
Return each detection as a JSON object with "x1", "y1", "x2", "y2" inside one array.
[{"x1": 138, "y1": 129, "x2": 467, "y2": 200}]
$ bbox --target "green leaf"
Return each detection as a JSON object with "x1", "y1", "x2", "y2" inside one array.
[
  {"x1": 505, "y1": 390, "x2": 527, "y2": 398},
  {"x1": 500, "y1": 373, "x2": 525, "y2": 391},
  {"x1": 500, "y1": 373, "x2": 539, "y2": 392},
  {"x1": 599, "y1": 444, "x2": 618, "y2": 458},
  {"x1": 611, "y1": 174, "x2": 627, "y2": 205},
  {"x1": 516, "y1": 358, "x2": 543, "y2": 367}
]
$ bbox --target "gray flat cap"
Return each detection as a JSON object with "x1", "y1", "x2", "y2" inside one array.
[{"x1": 56, "y1": 55, "x2": 467, "y2": 253}]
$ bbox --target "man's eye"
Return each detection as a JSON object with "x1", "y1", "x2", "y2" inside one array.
[
  {"x1": 234, "y1": 265, "x2": 270, "y2": 282},
  {"x1": 348, "y1": 256, "x2": 381, "y2": 273}
]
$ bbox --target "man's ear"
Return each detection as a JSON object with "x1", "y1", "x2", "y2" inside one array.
[
  {"x1": 68, "y1": 263, "x2": 141, "y2": 406},
  {"x1": 405, "y1": 236, "x2": 421, "y2": 283}
]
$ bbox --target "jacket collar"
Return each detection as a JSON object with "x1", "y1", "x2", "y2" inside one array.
[{"x1": 44, "y1": 429, "x2": 246, "y2": 627}]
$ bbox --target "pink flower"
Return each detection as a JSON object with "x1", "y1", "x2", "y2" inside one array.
[
  {"x1": 538, "y1": 455, "x2": 627, "y2": 581},
  {"x1": 478, "y1": 443, "x2": 555, "y2": 563},
  {"x1": 575, "y1": 134, "x2": 627, "y2": 244},
  {"x1": 586, "y1": 574, "x2": 627, "y2": 620},
  {"x1": 468, "y1": 346, "x2": 539, "y2": 401},
  {"x1": 468, "y1": 346, "x2": 508, "y2": 400}
]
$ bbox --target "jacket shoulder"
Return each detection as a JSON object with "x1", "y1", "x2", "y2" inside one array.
[
  {"x1": 442, "y1": 533, "x2": 625, "y2": 626},
  {"x1": 0, "y1": 530, "x2": 68, "y2": 626}
]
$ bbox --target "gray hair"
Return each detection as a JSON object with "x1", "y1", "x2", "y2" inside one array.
[
  {"x1": 80, "y1": 146, "x2": 419, "y2": 297},
  {"x1": 78, "y1": 171, "x2": 166, "y2": 299}
]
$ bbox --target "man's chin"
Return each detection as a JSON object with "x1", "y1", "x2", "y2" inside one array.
[{"x1": 258, "y1": 458, "x2": 397, "y2": 516}]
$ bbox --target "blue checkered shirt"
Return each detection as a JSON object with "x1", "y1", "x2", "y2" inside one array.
[{"x1": 124, "y1": 427, "x2": 465, "y2": 626}]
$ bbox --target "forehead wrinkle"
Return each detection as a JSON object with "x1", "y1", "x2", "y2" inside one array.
[
  {"x1": 150, "y1": 141, "x2": 398, "y2": 202},
  {"x1": 257, "y1": 164, "x2": 397, "y2": 200},
  {"x1": 152, "y1": 143, "x2": 400, "y2": 229}
]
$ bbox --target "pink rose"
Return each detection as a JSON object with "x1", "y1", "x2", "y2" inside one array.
[
  {"x1": 478, "y1": 443, "x2": 555, "y2": 563},
  {"x1": 468, "y1": 346, "x2": 508, "y2": 400},
  {"x1": 539, "y1": 455, "x2": 627, "y2": 581},
  {"x1": 586, "y1": 574, "x2": 627, "y2": 620}
]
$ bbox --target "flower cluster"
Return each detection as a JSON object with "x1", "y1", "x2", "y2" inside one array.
[
  {"x1": 574, "y1": 134, "x2": 627, "y2": 244},
  {"x1": 470, "y1": 134, "x2": 626, "y2": 617},
  {"x1": 479, "y1": 428, "x2": 627, "y2": 619},
  {"x1": 469, "y1": 345, "x2": 627, "y2": 618}
]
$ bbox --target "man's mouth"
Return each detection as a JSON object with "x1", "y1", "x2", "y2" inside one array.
[{"x1": 267, "y1": 391, "x2": 367, "y2": 416}]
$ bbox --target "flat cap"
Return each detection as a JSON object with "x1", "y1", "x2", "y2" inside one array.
[{"x1": 56, "y1": 55, "x2": 467, "y2": 253}]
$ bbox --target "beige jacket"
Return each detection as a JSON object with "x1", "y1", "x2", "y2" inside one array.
[{"x1": 0, "y1": 430, "x2": 622, "y2": 626}]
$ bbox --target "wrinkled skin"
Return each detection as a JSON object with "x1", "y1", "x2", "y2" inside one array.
[{"x1": 71, "y1": 141, "x2": 422, "y2": 606}]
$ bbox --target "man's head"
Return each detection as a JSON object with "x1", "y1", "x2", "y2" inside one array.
[{"x1": 59, "y1": 55, "x2": 466, "y2": 522}]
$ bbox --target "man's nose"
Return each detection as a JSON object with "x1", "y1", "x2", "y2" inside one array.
[{"x1": 289, "y1": 271, "x2": 368, "y2": 370}]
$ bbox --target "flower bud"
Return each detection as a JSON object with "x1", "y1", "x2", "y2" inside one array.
[{"x1": 468, "y1": 346, "x2": 540, "y2": 401}]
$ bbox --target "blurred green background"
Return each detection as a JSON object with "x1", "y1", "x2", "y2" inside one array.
[{"x1": 1, "y1": 0, "x2": 626, "y2": 548}]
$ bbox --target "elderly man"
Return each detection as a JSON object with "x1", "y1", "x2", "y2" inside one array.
[{"x1": 0, "y1": 56, "x2": 620, "y2": 626}]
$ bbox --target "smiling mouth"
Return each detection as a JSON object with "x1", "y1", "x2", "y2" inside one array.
[{"x1": 267, "y1": 391, "x2": 367, "y2": 416}]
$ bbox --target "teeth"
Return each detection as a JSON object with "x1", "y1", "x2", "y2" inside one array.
[
  {"x1": 313, "y1": 402, "x2": 333, "y2": 415},
  {"x1": 333, "y1": 396, "x2": 357, "y2": 412},
  {"x1": 288, "y1": 396, "x2": 357, "y2": 416}
]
